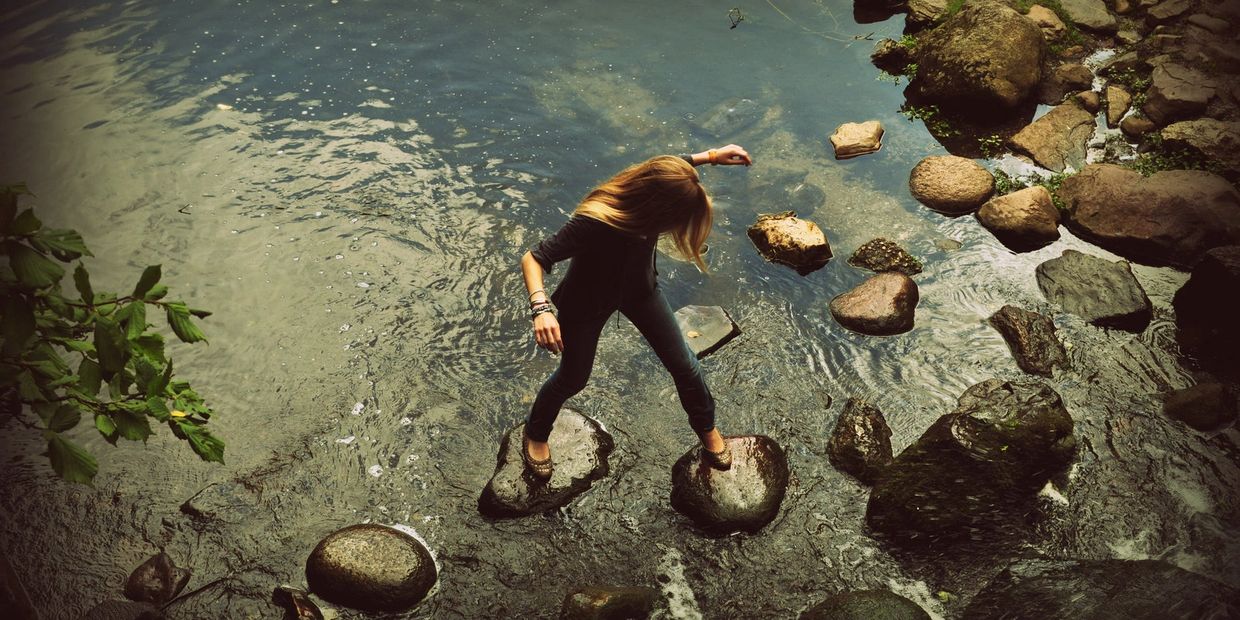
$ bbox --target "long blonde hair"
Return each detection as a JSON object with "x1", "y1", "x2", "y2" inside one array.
[{"x1": 574, "y1": 155, "x2": 713, "y2": 272}]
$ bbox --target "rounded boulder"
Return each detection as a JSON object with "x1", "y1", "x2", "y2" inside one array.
[
  {"x1": 670, "y1": 435, "x2": 790, "y2": 535},
  {"x1": 976, "y1": 185, "x2": 1061, "y2": 251},
  {"x1": 829, "y1": 273, "x2": 919, "y2": 336},
  {"x1": 305, "y1": 524, "x2": 437, "y2": 612},
  {"x1": 909, "y1": 155, "x2": 995, "y2": 215}
]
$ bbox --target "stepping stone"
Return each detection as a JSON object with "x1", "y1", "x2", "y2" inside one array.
[
  {"x1": 478, "y1": 409, "x2": 614, "y2": 518},
  {"x1": 829, "y1": 120, "x2": 884, "y2": 159},
  {"x1": 124, "y1": 552, "x2": 190, "y2": 606},
  {"x1": 670, "y1": 435, "x2": 790, "y2": 535},
  {"x1": 988, "y1": 305, "x2": 1069, "y2": 377},
  {"x1": 976, "y1": 186, "x2": 1061, "y2": 251},
  {"x1": 827, "y1": 397, "x2": 893, "y2": 485},
  {"x1": 848, "y1": 238, "x2": 923, "y2": 275},
  {"x1": 747, "y1": 211, "x2": 833, "y2": 275},
  {"x1": 675, "y1": 305, "x2": 740, "y2": 359},
  {"x1": 909, "y1": 155, "x2": 995, "y2": 215},
  {"x1": 829, "y1": 273, "x2": 919, "y2": 336},
  {"x1": 1035, "y1": 249, "x2": 1151, "y2": 331},
  {"x1": 305, "y1": 524, "x2": 437, "y2": 613}
]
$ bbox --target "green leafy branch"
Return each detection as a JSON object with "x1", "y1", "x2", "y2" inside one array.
[{"x1": 0, "y1": 184, "x2": 223, "y2": 484}]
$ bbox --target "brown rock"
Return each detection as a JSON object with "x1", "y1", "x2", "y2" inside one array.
[
  {"x1": 848, "y1": 238, "x2": 923, "y2": 275},
  {"x1": 907, "y1": 0, "x2": 952, "y2": 31},
  {"x1": 1039, "y1": 63, "x2": 1096, "y2": 104},
  {"x1": 829, "y1": 273, "x2": 919, "y2": 336},
  {"x1": 123, "y1": 552, "x2": 190, "y2": 606},
  {"x1": 1160, "y1": 119, "x2": 1240, "y2": 181},
  {"x1": 1187, "y1": 13, "x2": 1229, "y2": 34},
  {"x1": 1010, "y1": 100, "x2": 1096, "y2": 172},
  {"x1": 1163, "y1": 383, "x2": 1237, "y2": 431},
  {"x1": 1114, "y1": 0, "x2": 1133, "y2": 14},
  {"x1": 908, "y1": 155, "x2": 995, "y2": 215},
  {"x1": 1120, "y1": 114, "x2": 1156, "y2": 137},
  {"x1": 872, "y1": 39, "x2": 914, "y2": 74},
  {"x1": 830, "y1": 120, "x2": 884, "y2": 159},
  {"x1": 988, "y1": 305, "x2": 1070, "y2": 376},
  {"x1": 1105, "y1": 85, "x2": 1131, "y2": 128},
  {"x1": 827, "y1": 398, "x2": 893, "y2": 485},
  {"x1": 1147, "y1": 0, "x2": 1195, "y2": 24},
  {"x1": 1142, "y1": 63, "x2": 1217, "y2": 126},
  {"x1": 747, "y1": 211, "x2": 833, "y2": 274},
  {"x1": 1058, "y1": 0, "x2": 1118, "y2": 32},
  {"x1": 560, "y1": 586, "x2": 658, "y2": 620},
  {"x1": 1027, "y1": 5, "x2": 1067, "y2": 36},
  {"x1": 1075, "y1": 90, "x2": 1101, "y2": 114},
  {"x1": 977, "y1": 186, "x2": 1062, "y2": 251},
  {"x1": 1116, "y1": 29, "x2": 1141, "y2": 44}
]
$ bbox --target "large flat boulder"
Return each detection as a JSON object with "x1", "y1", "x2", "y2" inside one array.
[
  {"x1": 1035, "y1": 249, "x2": 1152, "y2": 331},
  {"x1": 1160, "y1": 118, "x2": 1240, "y2": 181},
  {"x1": 305, "y1": 524, "x2": 437, "y2": 613},
  {"x1": 829, "y1": 273, "x2": 919, "y2": 336},
  {"x1": 1009, "y1": 100, "x2": 1096, "y2": 172},
  {"x1": 866, "y1": 379, "x2": 1076, "y2": 542},
  {"x1": 976, "y1": 185, "x2": 1061, "y2": 251},
  {"x1": 478, "y1": 410, "x2": 614, "y2": 518},
  {"x1": 1058, "y1": 164, "x2": 1240, "y2": 269},
  {"x1": 827, "y1": 397, "x2": 893, "y2": 485},
  {"x1": 674, "y1": 305, "x2": 740, "y2": 359},
  {"x1": 1057, "y1": 0, "x2": 1118, "y2": 32},
  {"x1": 988, "y1": 305, "x2": 1069, "y2": 377},
  {"x1": 747, "y1": 211, "x2": 833, "y2": 275},
  {"x1": 1142, "y1": 63, "x2": 1217, "y2": 126},
  {"x1": 670, "y1": 435, "x2": 790, "y2": 535},
  {"x1": 909, "y1": 155, "x2": 995, "y2": 215}
]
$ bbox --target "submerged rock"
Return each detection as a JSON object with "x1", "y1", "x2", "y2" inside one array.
[
  {"x1": 963, "y1": 559, "x2": 1240, "y2": 619},
  {"x1": 675, "y1": 305, "x2": 740, "y2": 359},
  {"x1": 827, "y1": 398, "x2": 893, "y2": 485},
  {"x1": 1057, "y1": 164, "x2": 1240, "y2": 269},
  {"x1": 272, "y1": 585, "x2": 325, "y2": 620},
  {"x1": 848, "y1": 238, "x2": 922, "y2": 275},
  {"x1": 695, "y1": 97, "x2": 763, "y2": 138},
  {"x1": 988, "y1": 305, "x2": 1069, "y2": 377},
  {"x1": 1173, "y1": 246, "x2": 1240, "y2": 374},
  {"x1": 976, "y1": 186, "x2": 1061, "y2": 251},
  {"x1": 830, "y1": 273, "x2": 919, "y2": 336},
  {"x1": 123, "y1": 552, "x2": 190, "y2": 606},
  {"x1": 670, "y1": 435, "x2": 790, "y2": 535},
  {"x1": 1035, "y1": 250, "x2": 1152, "y2": 331},
  {"x1": 1105, "y1": 85, "x2": 1131, "y2": 128},
  {"x1": 747, "y1": 211, "x2": 833, "y2": 275},
  {"x1": 305, "y1": 524, "x2": 437, "y2": 613},
  {"x1": 82, "y1": 600, "x2": 165, "y2": 620},
  {"x1": 866, "y1": 379, "x2": 1076, "y2": 542},
  {"x1": 830, "y1": 120, "x2": 884, "y2": 159},
  {"x1": 559, "y1": 586, "x2": 658, "y2": 620},
  {"x1": 908, "y1": 2, "x2": 1045, "y2": 111},
  {"x1": 479, "y1": 410, "x2": 614, "y2": 518},
  {"x1": 908, "y1": 155, "x2": 995, "y2": 215},
  {"x1": 801, "y1": 590, "x2": 930, "y2": 620},
  {"x1": 1009, "y1": 99, "x2": 1095, "y2": 172},
  {"x1": 1163, "y1": 383, "x2": 1237, "y2": 431}
]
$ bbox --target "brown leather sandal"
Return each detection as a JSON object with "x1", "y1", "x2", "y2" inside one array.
[
  {"x1": 702, "y1": 441, "x2": 732, "y2": 471},
  {"x1": 521, "y1": 431, "x2": 553, "y2": 480}
]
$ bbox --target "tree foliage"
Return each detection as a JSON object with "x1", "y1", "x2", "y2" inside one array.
[{"x1": 0, "y1": 184, "x2": 223, "y2": 484}]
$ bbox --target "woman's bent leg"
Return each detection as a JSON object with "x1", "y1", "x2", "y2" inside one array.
[
  {"x1": 526, "y1": 312, "x2": 609, "y2": 442},
  {"x1": 621, "y1": 291, "x2": 716, "y2": 434}
]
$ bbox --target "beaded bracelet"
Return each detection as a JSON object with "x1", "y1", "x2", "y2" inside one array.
[{"x1": 530, "y1": 305, "x2": 555, "y2": 320}]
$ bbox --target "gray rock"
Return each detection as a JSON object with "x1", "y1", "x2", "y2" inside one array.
[
  {"x1": 802, "y1": 590, "x2": 929, "y2": 620},
  {"x1": 1036, "y1": 250, "x2": 1152, "y2": 331},
  {"x1": 1173, "y1": 246, "x2": 1240, "y2": 373},
  {"x1": 479, "y1": 410, "x2": 614, "y2": 518},
  {"x1": 1163, "y1": 383, "x2": 1237, "y2": 431},
  {"x1": 82, "y1": 600, "x2": 165, "y2": 620},
  {"x1": 747, "y1": 211, "x2": 833, "y2": 275},
  {"x1": 848, "y1": 238, "x2": 923, "y2": 275},
  {"x1": 675, "y1": 305, "x2": 740, "y2": 359},
  {"x1": 963, "y1": 559, "x2": 1240, "y2": 619},
  {"x1": 670, "y1": 435, "x2": 790, "y2": 535},
  {"x1": 988, "y1": 305, "x2": 1069, "y2": 376},
  {"x1": 272, "y1": 585, "x2": 324, "y2": 620},
  {"x1": 1160, "y1": 118, "x2": 1240, "y2": 182},
  {"x1": 559, "y1": 586, "x2": 658, "y2": 620},
  {"x1": 829, "y1": 273, "x2": 919, "y2": 336},
  {"x1": 827, "y1": 398, "x2": 893, "y2": 485},
  {"x1": 908, "y1": 155, "x2": 995, "y2": 215},
  {"x1": 1146, "y1": 0, "x2": 1195, "y2": 24},
  {"x1": 1105, "y1": 85, "x2": 1131, "y2": 128},
  {"x1": 1009, "y1": 100, "x2": 1096, "y2": 172},
  {"x1": 1057, "y1": 0, "x2": 1118, "y2": 32},
  {"x1": 1142, "y1": 63, "x2": 1217, "y2": 126},
  {"x1": 305, "y1": 524, "x2": 437, "y2": 612},
  {"x1": 123, "y1": 552, "x2": 190, "y2": 606},
  {"x1": 1058, "y1": 164, "x2": 1240, "y2": 269},
  {"x1": 909, "y1": 2, "x2": 1046, "y2": 111},
  {"x1": 976, "y1": 186, "x2": 1061, "y2": 251},
  {"x1": 866, "y1": 379, "x2": 1076, "y2": 542}
]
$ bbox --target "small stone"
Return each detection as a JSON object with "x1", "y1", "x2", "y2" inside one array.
[
  {"x1": 976, "y1": 185, "x2": 1062, "y2": 251},
  {"x1": 305, "y1": 524, "x2": 437, "y2": 612},
  {"x1": 747, "y1": 211, "x2": 833, "y2": 275},
  {"x1": 1026, "y1": 5, "x2": 1066, "y2": 36},
  {"x1": 670, "y1": 435, "x2": 790, "y2": 535},
  {"x1": 1116, "y1": 29, "x2": 1140, "y2": 44},
  {"x1": 559, "y1": 586, "x2": 658, "y2": 620},
  {"x1": 988, "y1": 305, "x2": 1070, "y2": 376},
  {"x1": 124, "y1": 552, "x2": 190, "y2": 606},
  {"x1": 802, "y1": 590, "x2": 930, "y2": 620},
  {"x1": 272, "y1": 586, "x2": 325, "y2": 620},
  {"x1": 1114, "y1": 0, "x2": 1133, "y2": 14},
  {"x1": 935, "y1": 238, "x2": 963, "y2": 251},
  {"x1": 1105, "y1": 85, "x2": 1131, "y2": 128},
  {"x1": 1120, "y1": 114, "x2": 1155, "y2": 138},
  {"x1": 1074, "y1": 90, "x2": 1100, "y2": 114},
  {"x1": 1035, "y1": 249, "x2": 1152, "y2": 331},
  {"x1": 827, "y1": 398, "x2": 893, "y2": 485},
  {"x1": 1039, "y1": 64, "x2": 1095, "y2": 104},
  {"x1": 674, "y1": 305, "x2": 740, "y2": 359},
  {"x1": 1163, "y1": 383, "x2": 1238, "y2": 431},
  {"x1": 829, "y1": 273, "x2": 919, "y2": 336},
  {"x1": 908, "y1": 155, "x2": 995, "y2": 215},
  {"x1": 848, "y1": 238, "x2": 923, "y2": 275},
  {"x1": 830, "y1": 120, "x2": 884, "y2": 159}
]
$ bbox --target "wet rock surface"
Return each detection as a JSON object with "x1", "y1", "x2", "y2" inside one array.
[
  {"x1": 272, "y1": 585, "x2": 324, "y2": 620},
  {"x1": 559, "y1": 586, "x2": 658, "y2": 620},
  {"x1": 1035, "y1": 250, "x2": 1152, "y2": 332},
  {"x1": 908, "y1": 155, "x2": 995, "y2": 215},
  {"x1": 82, "y1": 600, "x2": 166, "y2": 620},
  {"x1": 674, "y1": 305, "x2": 740, "y2": 359},
  {"x1": 847, "y1": 238, "x2": 922, "y2": 275},
  {"x1": 829, "y1": 273, "x2": 919, "y2": 336},
  {"x1": 670, "y1": 435, "x2": 790, "y2": 535},
  {"x1": 829, "y1": 120, "x2": 884, "y2": 159},
  {"x1": 801, "y1": 589, "x2": 930, "y2": 620},
  {"x1": 867, "y1": 379, "x2": 1076, "y2": 542},
  {"x1": 1173, "y1": 245, "x2": 1240, "y2": 375},
  {"x1": 747, "y1": 211, "x2": 833, "y2": 275},
  {"x1": 1163, "y1": 383, "x2": 1237, "y2": 431},
  {"x1": 827, "y1": 398, "x2": 893, "y2": 485},
  {"x1": 988, "y1": 305, "x2": 1069, "y2": 377},
  {"x1": 479, "y1": 410, "x2": 614, "y2": 518},
  {"x1": 1057, "y1": 164, "x2": 1240, "y2": 269},
  {"x1": 123, "y1": 552, "x2": 190, "y2": 606},
  {"x1": 976, "y1": 186, "x2": 1061, "y2": 251},
  {"x1": 305, "y1": 523, "x2": 437, "y2": 612},
  {"x1": 1009, "y1": 99, "x2": 1095, "y2": 172},
  {"x1": 963, "y1": 559, "x2": 1240, "y2": 619}
]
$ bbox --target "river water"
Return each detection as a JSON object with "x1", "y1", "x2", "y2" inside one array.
[{"x1": 1, "y1": 1, "x2": 1237, "y2": 618}]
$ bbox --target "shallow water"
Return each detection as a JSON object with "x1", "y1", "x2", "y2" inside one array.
[{"x1": 1, "y1": 1, "x2": 1237, "y2": 618}]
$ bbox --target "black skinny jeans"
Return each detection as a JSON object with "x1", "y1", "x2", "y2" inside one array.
[{"x1": 526, "y1": 288, "x2": 716, "y2": 442}]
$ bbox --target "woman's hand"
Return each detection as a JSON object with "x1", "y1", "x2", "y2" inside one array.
[
  {"x1": 533, "y1": 312, "x2": 563, "y2": 354},
  {"x1": 711, "y1": 144, "x2": 752, "y2": 166}
]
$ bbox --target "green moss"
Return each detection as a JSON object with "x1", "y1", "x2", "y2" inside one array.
[
  {"x1": 898, "y1": 34, "x2": 918, "y2": 49},
  {"x1": 993, "y1": 170, "x2": 1073, "y2": 210},
  {"x1": 1126, "y1": 134, "x2": 1223, "y2": 176}
]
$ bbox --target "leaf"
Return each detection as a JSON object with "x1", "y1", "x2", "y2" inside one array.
[
  {"x1": 17, "y1": 370, "x2": 43, "y2": 401},
  {"x1": 173, "y1": 420, "x2": 225, "y2": 463},
  {"x1": 113, "y1": 406, "x2": 153, "y2": 442},
  {"x1": 45, "y1": 294, "x2": 73, "y2": 319},
  {"x1": 31, "y1": 229, "x2": 91, "y2": 260},
  {"x1": 47, "y1": 405, "x2": 81, "y2": 432},
  {"x1": 188, "y1": 308, "x2": 213, "y2": 319},
  {"x1": 93, "y1": 317, "x2": 126, "y2": 373},
  {"x1": 58, "y1": 339, "x2": 95, "y2": 354},
  {"x1": 4, "y1": 241, "x2": 65, "y2": 289},
  {"x1": 78, "y1": 358, "x2": 102, "y2": 395},
  {"x1": 146, "y1": 396, "x2": 170, "y2": 422},
  {"x1": 10, "y1": 209, "x2": 41, "y2": 235},
  {"x1": 73, "y1": 264, "x2": 93, "y2": 304},
  {"x1": 164, "y1": 302, "x2": 207, "y2": 344},
  {"x1": 0, "y1": 191, "x2": 16, "y2": 233},
  {"x1": 46, "y1": 374, "x2": 80, "y2": 389},
  {"x1": 121, "y1": 301, "x2": 146, "y2": 340},
  {"x1": 131, "y1": 333, "x2": 166, "y2": 366},
  {"x1": 132, "y1": 265, "x2": 161, "y2": 298},
  {"x1": 47, "y1": 433, "x2": 98, "y2": 484},
  {"x1": 1, "y1": 294, "x2": 35, "y2": 356},
  {"x1": 147, "y1": 359, "x2": 173, "y2": 396},
  {"x1": 132, "y1": 355, "x2": 157, "y2": 392},
  {"x1": 144, "y1": 283, "x2": 168, "y2": 301},
  {"x1": 95, "y1": 413, "x2": 118, "y2": 444}
]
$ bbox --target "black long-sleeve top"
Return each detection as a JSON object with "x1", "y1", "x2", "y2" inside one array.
[{"x1": 530, "y1": 214, "x2": 658, "y2": 319}]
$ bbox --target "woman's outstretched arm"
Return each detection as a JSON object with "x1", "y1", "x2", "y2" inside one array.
[
  {"x1": 521, "y1": 251, "x2": 563, "y2": 354},
  {"x1": 684, "y1": 144, "x2": 752, "y2": 167}
]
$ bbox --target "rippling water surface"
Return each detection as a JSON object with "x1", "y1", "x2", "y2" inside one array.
[{"x1": 1, "y1": 1, "x2": 1237, "y2": 618}]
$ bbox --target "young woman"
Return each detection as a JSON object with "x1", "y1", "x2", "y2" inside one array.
[{"x1": 519, "y1": 145, "x2": 752, "y2": 479}]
